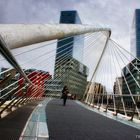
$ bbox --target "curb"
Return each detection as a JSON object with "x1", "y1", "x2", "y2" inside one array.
[
  {"x1": 20, "y1": 98, "x2": 52, "y2": 140},
  {"x1": 76, "y1": 100, "x2": 140, "y2": 130}
]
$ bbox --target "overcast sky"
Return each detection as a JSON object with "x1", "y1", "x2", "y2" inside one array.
[
  {"x1": 0, "y1": 0, "x2": 140, "y2": 48},
  {"x1": 0, "y1": 0, "x2": 140, "y2": 89}
]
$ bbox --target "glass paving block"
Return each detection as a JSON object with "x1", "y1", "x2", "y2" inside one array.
[
  {"x1": 40, "y1": 107, "x2": 46, "y2": 110},
  {"x1": 33, "y1": 109, "x2": 39, "y2": 114},
  {"x1": 37, "y1": 137, "x2": 49, "y2": 140},
  {"x1": 23, "y1": 122, "x2": 37, "y2": 137},
  {"x1": 22, "y1": 98, "x2": 51, "y2": 139},
  {"x1": 30, "y1": 114, "x2": 39, "y2": 122},
  {"x1": 38, "y1": 114, "x2": 46, "y2": 122},
  {"x1": 38, "y1": 109, "x2": 45, "y2": 114},
  {"x1": 22, "y1": 136, "x2": 36, "y2": 140},
  {"x1": 37, "y1": 122, "x2": 49, "y2": 138}
]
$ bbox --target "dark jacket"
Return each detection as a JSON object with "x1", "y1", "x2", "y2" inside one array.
[{"x1": 61, "y1": 89, "x2": 69, "y2": 99}]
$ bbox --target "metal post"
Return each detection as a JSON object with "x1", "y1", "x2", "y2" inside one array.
[{"x1": 84, "y1": 31, "x2": 111, "y2": 102}]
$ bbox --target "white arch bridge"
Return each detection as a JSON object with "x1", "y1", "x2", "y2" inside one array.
[{"x1": 0, "y1": 24, "x2": 139, "y2": 140}]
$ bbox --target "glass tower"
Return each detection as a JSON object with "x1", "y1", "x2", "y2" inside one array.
[
  {"x1": 52, "y1": 11, "x2": 88, "y2": 99},
  {"x1": 55, "y1": 10, "x2": 84, "y2": 64},
  {"x1": 131, "y1": 9, "x2": 140, "y2": 57}
]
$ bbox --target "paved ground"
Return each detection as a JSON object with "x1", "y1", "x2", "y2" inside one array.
[
  {"x1": 46, "y1": 99, "x2": 140, "y2": 140},
  {"x1": 0, "y1": 101, "x2": 40, "y2": 140}
]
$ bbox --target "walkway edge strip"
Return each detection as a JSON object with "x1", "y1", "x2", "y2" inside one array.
[
  {"x1": 19, "y1": 98, "x2": 52, "y2": 140},
  {"x1": 76, "y1": 101, "x2": 140, "y2": 130}
]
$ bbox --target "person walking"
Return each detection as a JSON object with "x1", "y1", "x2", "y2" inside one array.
[{"x1": 61, "y1": 86, "x2": 69, "y2": 106}]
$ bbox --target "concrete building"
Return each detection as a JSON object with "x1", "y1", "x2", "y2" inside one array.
[
  {"x1": 54, "y1": 58, "x2": 88, "y2": 99},
  {"x1": 114, "y1": 77, "x2": 123, "y2": 95},
  {"x1": 86, "y1": 82, "x2": 106, "y2": 104},
  {"x1": 45, "y1": 79, "x2": 63, "y2": 94},
  {"x1": 88, "y1": 82, "x2": 105, "y2": 95}
]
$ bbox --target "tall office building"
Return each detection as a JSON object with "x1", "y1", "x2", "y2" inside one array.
[
  {"x1": 131, "y1": 9, "x2": 140, "y2": 57},
  {"x1": 53, "y1": 11, "x2": 88, "y2": 99},
  {"x1": 122, "y1": 59, "x2": 140, "y2": 106},
  {"x1": 55, "y1": 10, "x2": 84, "y2": 65},
  {"x1": 123, "y1": 9, "x2": 140, "y2": 106}
]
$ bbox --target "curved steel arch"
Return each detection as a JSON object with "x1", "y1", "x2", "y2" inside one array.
[
  {"x1": 0, "y1": 24, "x2": 111, "y2": 49},
  {"x1": 0, "y1": 24, "x2": 111, "y2": 85}
]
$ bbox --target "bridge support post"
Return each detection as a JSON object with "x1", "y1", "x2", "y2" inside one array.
[
  {"x1": 84, "y1": 31, "x2": 111, "y2": 105},
  {"x1": 130, "y1": 104, "x2": 136, "y2": 121}
]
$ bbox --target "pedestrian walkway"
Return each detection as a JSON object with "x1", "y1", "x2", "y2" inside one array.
[
  {"x1": 0, "y1": 98, "x2": 140, "y2": 140},
  {"x1": 0, "y1": 101, "x2": 41, "y2": 140},
  {"x1": 46, "y1": 99, "x2": 140, "y2": 140}
]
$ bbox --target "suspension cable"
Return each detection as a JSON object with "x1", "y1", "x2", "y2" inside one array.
[
  {"x1": 109, "y1": 41, "x2": 127, "y2": 115},
  {"x1": 0, "y1": 33, "x2": 94, "y2": 75},
  {"x1": 111, "y1": 41, "x2": 140, "y2": 116},
  {"x1": 0, "y1": 32, "x2": 101, "y2": 100}
]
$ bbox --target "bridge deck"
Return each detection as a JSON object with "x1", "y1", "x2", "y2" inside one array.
[
  {"x1": 0, "y1": 101, "x2": 40, "y2": 140},
  {"x1": 46, "y1": 99, "x2": 140, "y2": 140}
]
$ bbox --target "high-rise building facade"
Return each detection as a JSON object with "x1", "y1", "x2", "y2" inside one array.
[
  {"x1": 53, "y1": 10, "x2": 88, "y2": 99},
  {"x1": 131, "y1": 9, "x2": 140, "y2": 57},
  {"x1": 122, "y1": 59, "x2": 140, "y2": 106},
  {"x1": 59, "y1": 58, "x2": 88, "y2": 99},
  {"x1": 55, "y1": 10, "x2": 84, "y2": 66},
  {"x1": 125, "y1": 9, "x2": 140, "y2": 107}
]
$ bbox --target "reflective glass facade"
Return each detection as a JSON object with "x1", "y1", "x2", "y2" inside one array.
[
  {"x1": 55, "y1": 11, "x2": 84, "y2": 63},
  {"x1": 131, "y1": 9, "x2": 140, "y2": 57},
  {"x1": 53, "y1": 11, "x2": 88, "y2": 99}
]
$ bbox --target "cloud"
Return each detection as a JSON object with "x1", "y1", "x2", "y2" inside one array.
[
  {"x1": 0, "y1": 0, "x2": 140, "y2": 84},
  {"x1": 0, "y1": 0, "x2": 139, "y2": 44}
]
